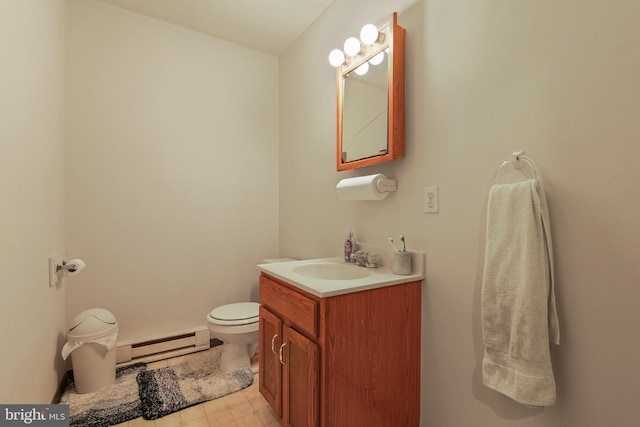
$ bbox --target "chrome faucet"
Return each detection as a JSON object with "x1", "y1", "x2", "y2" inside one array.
[
  {"x1": 355, "y1": 251, "x2": 367, "y2": 266},
  {"x1": 354, "y1": 251, "x2": 378, "y2": 268}
]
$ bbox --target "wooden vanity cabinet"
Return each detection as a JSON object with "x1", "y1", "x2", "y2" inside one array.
[
  {"x1": 259, "y1": 305, "x2": 319, "y2": 426},
  {"x1": 259, "y1": 272, "x2": 421, "y2": 427},
  {"x1": 258, "y1": 307, "x2": 282, "y2": 416}
]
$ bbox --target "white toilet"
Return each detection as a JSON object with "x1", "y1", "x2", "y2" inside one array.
[{"x1": 206, "y1": 301, "x2": 260, "y2": 374}]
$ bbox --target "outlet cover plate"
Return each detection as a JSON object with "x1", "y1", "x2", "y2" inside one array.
[{"x1": 424, "y1": 186, "x2": 439, "y2": 213}]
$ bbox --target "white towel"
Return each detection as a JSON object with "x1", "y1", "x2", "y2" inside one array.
[{"x1": 481, "y1": 179, "x2": 559, "y2": 407}]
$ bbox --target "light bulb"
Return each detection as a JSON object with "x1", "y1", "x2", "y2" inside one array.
[
  {"x1": 360, "y1": 24, "x2": 380, "y2": 45},
  {"x1": 355, "y1": 62, "x2": 369, "y2": 76},
  {"x1": 344, "y1": 37, "x2": 362, "y2": 57},
  {"x1": 369, "y1": 51, "x2": 385, "y2": 66},
  {"x1": 328, "y1": 49, "x2": 346, "y2": 67}
]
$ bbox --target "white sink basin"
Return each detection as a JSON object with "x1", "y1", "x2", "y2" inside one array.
[
  {"x1": 257, "y1": 254, "x2": 424, "y2": 298},
  {"x1": 292, "y1": 263, "x2": 371, "y2": 280}
]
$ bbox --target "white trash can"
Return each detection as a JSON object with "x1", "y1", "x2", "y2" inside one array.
[{"x1": 62, "y1": 308, "x2": 119, "y2": 394}]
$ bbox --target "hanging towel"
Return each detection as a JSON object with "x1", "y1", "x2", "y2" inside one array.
[{"x1": 481, "y1": 179, "x2": 559, "y2": 407}]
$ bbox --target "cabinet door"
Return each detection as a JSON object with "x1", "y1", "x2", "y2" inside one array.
[
  {"x1": 282, "y1": 325, "x2": 319, "y2": 427},
  {"x1": 259, "y1": 306, "x2": 282, "y2": 416}
]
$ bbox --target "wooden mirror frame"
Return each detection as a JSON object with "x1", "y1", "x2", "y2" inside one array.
[{"x1": 336, "y1": 12, "x2": 406, "y2": 171}]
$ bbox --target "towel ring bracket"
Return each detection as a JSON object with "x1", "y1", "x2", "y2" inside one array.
[{"x1": 493, "y1": 150, "x2": 539, "y2": 184}]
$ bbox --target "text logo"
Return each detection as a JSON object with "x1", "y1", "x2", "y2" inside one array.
[{"x1": 1, "y1": 405, "x2": 68, "y2": 426}]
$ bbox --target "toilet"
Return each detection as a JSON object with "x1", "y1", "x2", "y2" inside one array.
[{"x1": 206, "y1": 301, "x2": 260, "y2": 374}]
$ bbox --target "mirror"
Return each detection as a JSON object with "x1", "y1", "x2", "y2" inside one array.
[
  {"x1": 341, "y1": 54, "x2": 389, "y2": 163},
  {"x1": 336, "y1": 13, "x2": 406, "y2": 171}
]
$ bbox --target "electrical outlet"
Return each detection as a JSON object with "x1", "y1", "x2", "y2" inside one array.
[
  {"x1": 424, "y1": 186, "x2": 439, "y2": 213},
  {"x1": 49, "y1": 252, "x2": 64, "y2": 287}
]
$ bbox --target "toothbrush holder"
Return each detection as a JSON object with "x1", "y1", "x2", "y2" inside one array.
[{"x1": 392, "y1": 251, "x2": 412, "y2": 275}]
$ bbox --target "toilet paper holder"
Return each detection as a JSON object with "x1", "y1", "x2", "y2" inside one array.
[{"x1": 56, "y1": 259, "x2": 86, "y2": 275}]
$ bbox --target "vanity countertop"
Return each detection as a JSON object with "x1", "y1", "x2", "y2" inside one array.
[{"x1": 257, "y1": 255, "x2": 424, "y2": 298}]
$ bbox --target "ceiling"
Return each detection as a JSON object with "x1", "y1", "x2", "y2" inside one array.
[{"x1": 97, "y1": 0, "x2": 334, "y2": 56}]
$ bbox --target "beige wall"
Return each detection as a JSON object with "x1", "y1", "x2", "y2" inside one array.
[
  {"x1": 0, "y1": 0, "x2": 67, "y2": 403},
  {"x1": 280, "y1": 0, "x2": 640, "y2": 425},
  {"x1": 65, "y1": 0, "x2": 279, "y2": 343}
]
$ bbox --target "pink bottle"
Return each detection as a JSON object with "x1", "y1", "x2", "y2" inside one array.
[{"x1": 344, "y1": 232, "x2": 354, "y2": 262}]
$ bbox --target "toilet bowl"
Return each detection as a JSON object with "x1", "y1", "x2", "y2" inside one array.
[{"x1": 206, "y1": 302, "x2": 259, "y2": 374}]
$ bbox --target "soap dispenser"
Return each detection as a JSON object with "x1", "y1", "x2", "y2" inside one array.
[{"x1": 344, "y1": 231, "x2": 354, "y2": 262}]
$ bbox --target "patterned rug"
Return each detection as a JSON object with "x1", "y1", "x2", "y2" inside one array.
[
  {"x1": 137, "y1": 346, "x2": 254, "y2": 420},
  {"x1": 59, "y1": 363, "x2": 146, "y2": 427}
]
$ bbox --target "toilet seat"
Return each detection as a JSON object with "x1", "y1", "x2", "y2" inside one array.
[{"x1": 207, "y1": 302, "x2": 259, "y2": 326}]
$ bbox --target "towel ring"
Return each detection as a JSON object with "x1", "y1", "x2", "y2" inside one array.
[{"x1": 493, "y1": 150, "x2": 539, "y2": 184}]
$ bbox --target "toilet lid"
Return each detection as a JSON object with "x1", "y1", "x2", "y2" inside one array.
[{"x1": 209, "y1": 302, "x2": 259, "y2": 326}]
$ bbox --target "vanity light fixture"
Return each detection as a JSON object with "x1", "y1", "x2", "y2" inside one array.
[
  {"x1": 360, "y1": 24, "x2": 384, "y2": 45},
  {"x1": 329, "y1": 49, "x2": 347, "y2": 67},
  {"x1": 328, "y1": 19, "x2": 391, "y2": 74},
  {"x1": 343, "y1": 37, "x2": 362, "y2": 57}
]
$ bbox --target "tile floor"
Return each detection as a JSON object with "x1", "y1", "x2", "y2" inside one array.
[{"x1": 113, "y1": 352, "x2": 281, "y2": 427}]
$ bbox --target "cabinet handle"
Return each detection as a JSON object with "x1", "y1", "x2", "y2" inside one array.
[
  {"x1": 279, "y1": 343, "x2": 287, "y2": 365},
  {"x1": 271, "y1": 334, "x2": 279, "y2": 354}
]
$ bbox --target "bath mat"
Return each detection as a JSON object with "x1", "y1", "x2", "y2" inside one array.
[
  {"x1": 59, "y1": 362, "x2": 146, "y2": 427},
  {"x1": 137, "y1": 346, "x2": 253, "y2": 420}
]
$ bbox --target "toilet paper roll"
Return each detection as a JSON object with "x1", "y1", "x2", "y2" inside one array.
[
  {"x1": 65, "y1": 258, "x2": 86, "y2": 276},
  {"x1": 336, "y1": 174, "x2": 392, "y2": 201}
]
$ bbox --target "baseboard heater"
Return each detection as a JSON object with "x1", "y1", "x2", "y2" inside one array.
[{"x1": 116, "y1": 328, "x2": 210, "y2": 365}]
